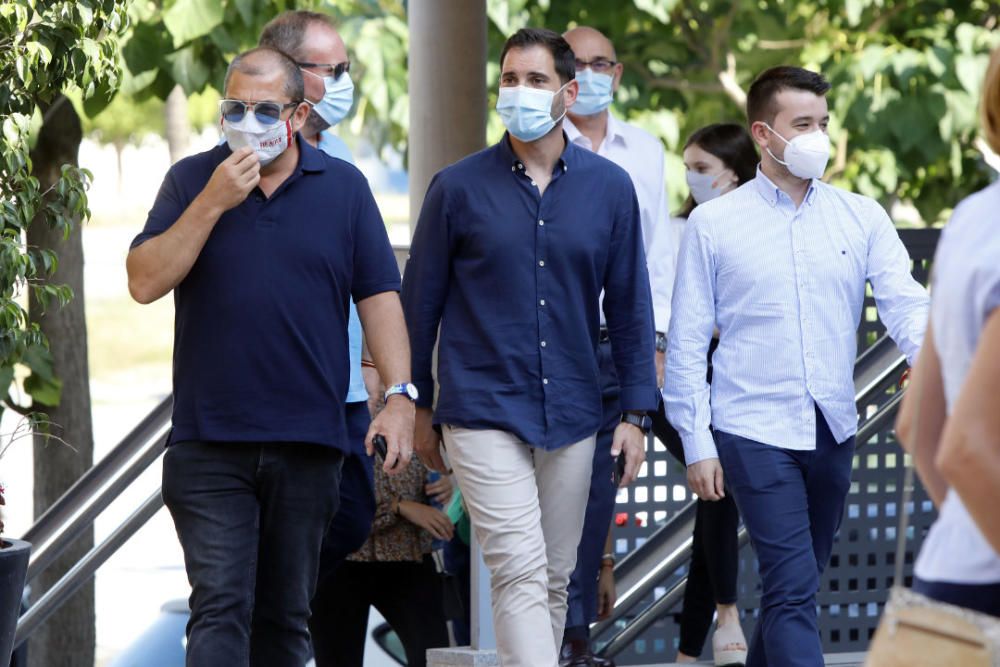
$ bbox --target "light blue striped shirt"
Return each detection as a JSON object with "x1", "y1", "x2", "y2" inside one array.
[
  {"x1": 664, "y1": 168, "x2": 929, "y2": 464},
  {"x1": 317, "y1": 132, "x2": 368, "y2": 404}
]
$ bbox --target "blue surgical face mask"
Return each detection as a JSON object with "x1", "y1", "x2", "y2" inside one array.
[
  {"x1": 573, "y1": 68, "x2": 614, "y2": 116},
  {"x1": 496, "y1": 82, "x2": 568, "y2": 142},
  {"x1": 306, "y1": 70, "x2": 354, "y2": 127}
]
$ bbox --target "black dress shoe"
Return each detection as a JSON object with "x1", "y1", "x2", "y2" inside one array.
[{"x1": 559, "y1": 638, "x2": 594, "y2": 667}]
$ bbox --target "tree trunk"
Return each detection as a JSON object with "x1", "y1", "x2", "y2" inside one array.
[
  {"x1": 26, "y1": 94, "x2": 95, "y2": 667},
  {"x1": 164, "y1": 84, "x2": 190, "y2": 163}
]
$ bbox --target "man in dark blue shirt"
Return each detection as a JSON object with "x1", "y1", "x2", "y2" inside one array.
[
  {"x1": 402, "y1": 28, "x2": 658, "y2": 667},
  {"x1": 127, "y1": 47, "x2": 415, "y2": 666}
]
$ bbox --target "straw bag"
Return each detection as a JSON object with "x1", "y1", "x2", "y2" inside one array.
[{"x1": 865, "y1": 380, "x2": 1000, "y2": 667}]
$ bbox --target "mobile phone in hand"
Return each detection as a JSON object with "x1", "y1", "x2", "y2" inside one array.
[
  {"x1": 612, "y1": 452, "x2": 627, "y2": 487},
  {"x1": 372, "y1": 434, "x2": 398, "y2": 469}
]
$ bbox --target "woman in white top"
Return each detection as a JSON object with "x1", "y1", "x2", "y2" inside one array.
[
  {"x1": 647, "y1": 123, "x2": 759, "y2": 665},
  {"x1": 895, "y1": 46, "x2": 1000, "y2": 616}
]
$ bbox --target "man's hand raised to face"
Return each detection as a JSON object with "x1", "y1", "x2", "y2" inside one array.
[{"x1": 200, "y1": 146, "x2": 261, "y2": 214}]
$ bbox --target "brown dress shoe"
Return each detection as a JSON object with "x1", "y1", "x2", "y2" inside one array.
[{"x1": 559, "y1": 638, "x2": 594, "y2": 667}]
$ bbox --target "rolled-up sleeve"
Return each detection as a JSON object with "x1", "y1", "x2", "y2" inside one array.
[
  {"x1": 664, "y1": 214, "x2": 718, "y2": 464},
  {"x1": 603, "y1": 181, "x2": 658, "y2": 412},
  {"x1": 401, "y1": 173, "x2": 452, "y2": 409},
  {"x1": 865, "y1": 202, "x2": 929, "y2": 366}
]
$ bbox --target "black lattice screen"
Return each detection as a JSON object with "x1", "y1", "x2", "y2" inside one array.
[{"x1": 603, "y1": 229, "x2": 940, "y2": 664}]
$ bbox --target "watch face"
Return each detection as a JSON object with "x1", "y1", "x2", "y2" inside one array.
[{"x1": 405, "y1": 383, "x2": 419, "y2": 400}]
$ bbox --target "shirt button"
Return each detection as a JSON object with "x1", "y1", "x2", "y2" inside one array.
[
  {"x1": 539, "y1": 260, "x2": 545, "y2": 267},
  {"x1": 538, "y1": 220, "x2": 545, "y2": 226},
  {"x1": 543, "y1": 378, "x2": 549, "y2": 385},
  {"x1": 531, "y1": 181, "x2": 537, "y2": 186},
  {"x1": 541, "y1": 341, "x2": 547, "y2": 348},
  {"x1": 539, "y1": 299, "x2": 546, "y2": 306}
]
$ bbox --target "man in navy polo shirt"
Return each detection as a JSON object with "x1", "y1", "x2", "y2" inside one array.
[
  {"x1": 403, "y1": 28, "x2": 657, "y2": 667},
  {"x1": 126, "y1": 47, "x2": 414, "y2": 666}
]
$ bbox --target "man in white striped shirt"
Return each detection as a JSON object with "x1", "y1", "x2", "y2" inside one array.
[{"x1": 664, "y1": 66, "x2": 928, "y2": 667}]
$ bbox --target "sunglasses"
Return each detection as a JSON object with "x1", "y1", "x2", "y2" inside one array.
[
  {"x1": 219, "y1": 99, "x2": 301, "y2": 125},
  {"x1": 298, "y1": 60, "x2": 351, "y2": 80}
]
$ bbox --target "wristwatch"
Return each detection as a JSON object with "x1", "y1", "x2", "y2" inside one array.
[
  {"x1": 621, "y1": 412, "x2": 652, "y2": 434},
  {"x1": 655, "y1": 331, "x2": 667, "y2": 353},
  {"x1": 384, "y1": 382, "x2": 419, "y2": 403}
]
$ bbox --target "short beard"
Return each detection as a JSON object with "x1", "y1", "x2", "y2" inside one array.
[{"x1": 302, "y1": 109, "x2": 332, "y2": 140}]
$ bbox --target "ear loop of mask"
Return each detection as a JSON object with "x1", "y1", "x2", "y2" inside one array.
[
  {"x1": 761, "y1": 122, "x2": 793, "y2": 167},
  {"x1": 551, "y1": 80, "x2": 571, "y2": 124}
]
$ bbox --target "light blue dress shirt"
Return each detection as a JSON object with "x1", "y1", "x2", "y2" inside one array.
[
  {"x1": 665, "y1": 168, "x2": 929, "y2": 464},
  {"x1": 318, "y1": 131, "x2": 368, "y2": 404}
]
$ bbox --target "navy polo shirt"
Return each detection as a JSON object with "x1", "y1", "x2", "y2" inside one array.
[
  {"x1": 132, "y1": 137, "x2": 400, "y2": 450},
  {"x1": 402, "y1": 134, "x2": 658, "y2": 450}
]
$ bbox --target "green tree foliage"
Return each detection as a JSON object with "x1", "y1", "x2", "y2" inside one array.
[
  {"x1": 110, "y1": 0, "x2": 997, "y2": 223},
  {"x1": 485, "y1": 0, "x2": 1000, "y2": 223},
  {"x1": 118, "y1": 0, "x2": 408, "y2": 158},
  {"x1": 0, "y1": 0, "x2": 128, "y2": 423}
]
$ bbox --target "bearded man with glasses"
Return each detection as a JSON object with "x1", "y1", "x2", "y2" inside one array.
[{"x1": 126, "y1": 46, "x2": 414, "y2": 666}]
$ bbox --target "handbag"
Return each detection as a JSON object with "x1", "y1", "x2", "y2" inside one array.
[{"x1": 865, "y1": 379, "x2": 1000, "y2": 667}]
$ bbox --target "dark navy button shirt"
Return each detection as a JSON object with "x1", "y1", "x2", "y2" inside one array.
[
  {"x1": 132, "y1": 137, "x2": 400, "y2": 450},
  {"x1": 402, "y1": 134, "x2": 658, "y2": 450}
]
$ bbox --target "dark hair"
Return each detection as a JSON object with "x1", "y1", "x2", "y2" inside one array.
[
  {"x1": 500, "y1": 28, "x2": 576, "y2": 84},
  {"x1": 259, "y1": 10, "x2": 336, "y2": 61},
  {"x1": 678, "y1": 123, "x2": 759, "y2": 218},
  {"x1": 745, "y1": 66, "x2": 831, "y2": 126},
  {"x1": 225, "y1": 46, "x2": 305, "y2": 103}
]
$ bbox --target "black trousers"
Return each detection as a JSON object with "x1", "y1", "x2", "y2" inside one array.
[
  {"x1": 652, "y1": 357, "x2": 741, "y2": 659},
  {"x1": 310, "y1": 556, "x2": 450, "y2": 667},
  {"x1": 162, "y1": 440, "x2": 343, "y2": 667}
]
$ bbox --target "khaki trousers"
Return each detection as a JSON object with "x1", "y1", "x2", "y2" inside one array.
[{"x1": 443, "y1": 426, "x2": 596, "y2": 667}]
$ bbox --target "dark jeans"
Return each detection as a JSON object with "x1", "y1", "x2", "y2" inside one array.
[
  {"x1": 564, "y1": 340, "x2": 621, "y2": 640},
  {"x1": 162, "y1": 439, "x2": 343, "y2": 667},
  {"x1": 715, "y1": 405, "x2": 854, "y2": 667},
  {"x1": 312, "y1": 556, "x2": 450, "y2": 667},
  {"x1": 651, "y1": 406, "x2": 740, "y2": 658},
  {"x1": 311, "y1": 402, "x2": 376, "y2": 658}
]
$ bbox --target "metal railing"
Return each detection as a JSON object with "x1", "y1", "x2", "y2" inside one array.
[{"x1": 14, "y1": 396, "x2": 172, "y2": 649}]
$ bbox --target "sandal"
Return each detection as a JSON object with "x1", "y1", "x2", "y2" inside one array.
[{"x1": 712, "y1": 619, "x2": 748, "y2": 667}]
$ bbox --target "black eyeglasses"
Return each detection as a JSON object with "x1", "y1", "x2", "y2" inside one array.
[
  {"x1": 575, "y1": 58, "x2": 617, "y2": 74},
  {"x1": 297, "y1": 60, "x2": 351, "y2": 79},
  {"x1": 219, "y1": 99, "x2": 301, "y2": 125}
]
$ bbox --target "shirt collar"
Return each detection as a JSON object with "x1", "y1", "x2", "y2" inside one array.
[
  {"x1": 499, "y1": 131, "x2": 573, "y2": 175},
  {"x1": 563, "y1": 112, "x2": 625, "y2": 149},
  {"x1": 298, "y1": 134, "x2": 327, "y2": 173},
  {"x1": 753, "y1": 166, "x2": 818, "y2": 207}
]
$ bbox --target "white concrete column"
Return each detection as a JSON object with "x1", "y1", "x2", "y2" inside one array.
[
  {"x1": 408, "y1": 3, "x2": 493, "y2": 664},
  {"x1": 407, "y1": 0, "x2": 488, "y2": 237}
]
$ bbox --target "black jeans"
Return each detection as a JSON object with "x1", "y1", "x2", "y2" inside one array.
[
  {"x1": 651, "y1": 407, "x2": 740, "y2": 658},
  {"x1": 162, "y1": 440, "x2": 343, "y2": 667},
  {"x1": 311, "y1": 556, "x2": 450, "y2": 667}
]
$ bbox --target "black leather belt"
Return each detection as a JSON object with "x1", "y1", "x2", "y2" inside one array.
[{"x1": 599, "y1": 327, "x2": 611, "y2": 344}]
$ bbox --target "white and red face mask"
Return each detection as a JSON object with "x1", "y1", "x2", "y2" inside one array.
[{"x1": 222, "y1": 114, "x2": 293, "y2": 166}]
